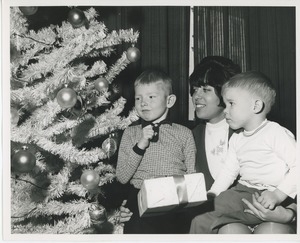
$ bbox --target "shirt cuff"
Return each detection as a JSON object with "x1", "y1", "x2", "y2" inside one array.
[{"x1": 133, "y1": 143, "x2": 145, "y2": 156}]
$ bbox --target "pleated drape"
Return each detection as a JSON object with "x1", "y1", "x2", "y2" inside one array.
[
  {"x1": 139, "y1": 7, "x2": 190, "y2": 124},
  {"x1": 100, "y1": 6, "x2": 190, "y2": 124},
  {"x1": 98, "y1": 6, "x2": 295, "y2": 133},
  {"x1": 193, "y1": 6, "x2": 296, "y2": 135},
  {"x1": 245, "y1": 7, "x2": 296, "y2": 134},
  {"x1": 193, "y1": 7, "x2": 247, "y2": 72}
]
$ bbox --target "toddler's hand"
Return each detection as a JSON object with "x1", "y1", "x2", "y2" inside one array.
[
  {"x1": 257, "y1": 191, "x2": 277, "y2": 209},
  {"x1": 256, "y1": 189, "x2": 287, "y2": 210},
  {"x1": 137, "y1": 125, "x2": 154, "y2": 149}
]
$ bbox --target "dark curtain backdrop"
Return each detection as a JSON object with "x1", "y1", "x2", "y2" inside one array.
[
  {"x1": 99, "y1": 6, "x2": 190, "y2": 125},
  {"x1": 193, "y1": 6, "x2": 296, "y2": 136},
  {"x1": 193, "y1": 7, "x2": 247, "y2": 72},
  {"x1": 26, "y1": 6, "x2": 296, "y2": 133},
  {"x1": 245, "y1": 7, "x2": 296, "y2": 136}
]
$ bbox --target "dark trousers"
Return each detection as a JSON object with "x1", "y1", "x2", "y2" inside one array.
[
  {"x1": 123, "y1": 185, "x2": 195, "y2": 234},
  {"x1": 190, "y1": 183, "x2": 263, "y2": 234}
]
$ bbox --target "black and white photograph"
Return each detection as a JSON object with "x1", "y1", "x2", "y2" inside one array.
[{"x1": 1, "y1": 0, "x2": 299, "y2": 241}]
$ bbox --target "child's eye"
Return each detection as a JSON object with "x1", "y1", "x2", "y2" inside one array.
[
  {"x1": 225, "y1": 101, "x2": 234, "y2": 107},
  {"x1": 149, "y1": 95, "x2": 155, "y2": 99},
  {"x1": 135, "y1": 97, "x2": 140, "y2": 101}
]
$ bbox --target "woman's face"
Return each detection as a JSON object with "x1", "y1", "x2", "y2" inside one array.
[{"x1": 192, "y1": 85, "x2": 225, "y2": 123}]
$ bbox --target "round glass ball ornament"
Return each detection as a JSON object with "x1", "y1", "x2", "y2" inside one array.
[
  {"x1": 80, "y1": 170, "x2": 100, "y2": 190},
  {"x1": 56, "y1": 87, "x2": 77, "y2": 108},
  {"x1": 19, "y1": 7, "x2": 38, "y2": 15},
  {"x1": 126, "y1": 47, "x2": 141, "y2": 62},
  {"x1": 68, "y1": 8, "x2": 86, "y2": 28},
  {"x1": 12, "y1": 147, "x2": 36, "y2": 173},
  {"x1": 89, "y1": 203, "x2": 107, "y2": 225},
  {"x1": 94, "y1": 78, "x2": 109, "y2": 92},
  {"x1": 102, "y1": 137, "x2": 117, "y2": 158}
]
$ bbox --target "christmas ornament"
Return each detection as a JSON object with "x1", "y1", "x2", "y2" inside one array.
[
  {"x1": 94, "y1": 78, "x2": 109, "y2": 93},
  {"x1": 10, "y1": 44, "x2": 19, "y2": 62},
  {"x1": 19, "y1": 7, "x2": 38, "y2": 15},
  {"x1": 56, "y1": 87, "x2": 77, "y2": 109},
  {"x1": 68, "y1": 8, "x2": 87, "y2": 28},
  {"x1": 102, "y1": 135, "x2": 117, "y2": 158},
  {"x1": 89, "y1": 203, "x2": 107, "y2": 225},
  {"x1": 80, "y1": 170, "x2": 100, "y2": 190},
  {"x1": 69, "y1": 96, "x2": 87, "y2": 118},
  {"x1": 11, "y1": 107, "x2": 19, "y2": 125},
  {"x1": 126, "y1": 46, "x2": 141, "y2": 62},
  {"x1": 12, "y1": 146, "x2": 36, "y2": 173}
]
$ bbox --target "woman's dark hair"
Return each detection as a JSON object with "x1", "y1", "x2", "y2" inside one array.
[{"x1": 189, "y1": 56, "x2": 241, "y2": 107}]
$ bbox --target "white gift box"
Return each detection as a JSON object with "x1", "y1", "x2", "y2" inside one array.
[{"x1": 138, "y1": 173, "x2": 207, "y2": 217}]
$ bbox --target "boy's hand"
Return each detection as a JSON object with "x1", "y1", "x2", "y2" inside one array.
[
  {"x1": 119, "y1": 200, "x2": 133, "y2": 223},
  {"x1": 137, "y1": 125, "x2": 154, "y2": 149},
  {"x1": 256, "y1": 189, "x2": 287, "y2": 210}
]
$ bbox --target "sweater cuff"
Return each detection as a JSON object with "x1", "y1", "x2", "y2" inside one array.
[{"x1": 133, "y1": 143, "x2": 145, "y2": 155}]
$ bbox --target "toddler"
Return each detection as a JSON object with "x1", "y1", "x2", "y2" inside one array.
[{"x1": 190, "y1": 71, "x2": 296, "y2": 233}]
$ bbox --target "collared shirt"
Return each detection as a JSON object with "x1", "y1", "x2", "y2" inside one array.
[{"x1": 116, "y1": 123, "x2": 196, "y2": 189}]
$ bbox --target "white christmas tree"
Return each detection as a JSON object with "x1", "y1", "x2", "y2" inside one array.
[{"x1": 10, "y1": 6, "x2": 140, "y2": 234}]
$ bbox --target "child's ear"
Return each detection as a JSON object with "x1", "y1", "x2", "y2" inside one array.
[
  {"x1": 166, "y1": 94, "x2": 176, "y2": 108},
  {"x1": 253, "y1": 99, "x2": 264, "y2": 114}
]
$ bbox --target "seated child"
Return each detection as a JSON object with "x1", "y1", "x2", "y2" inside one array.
[
  {"x1": 190, "y1": 71, "x2": 297, "y2": 234},
  {"x1": 116, "y1": 69, "x2": 196, "y2": 234}
]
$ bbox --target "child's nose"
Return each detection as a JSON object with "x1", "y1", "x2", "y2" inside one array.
[
  {"x1": 141, "y1": 99, "x2": 148, "y2": 107},
  {"x1": 223, "y1": 107, "x2": 229, "y2": 115}
]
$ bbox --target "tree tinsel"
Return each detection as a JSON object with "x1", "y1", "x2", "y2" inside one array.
[{"x1": 10, "y1": 6, "x2": 140, "y2": 234}]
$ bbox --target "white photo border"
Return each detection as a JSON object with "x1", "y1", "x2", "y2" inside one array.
[{"x1": 2, "y1": 0, "x2": 300, "y2": 242}]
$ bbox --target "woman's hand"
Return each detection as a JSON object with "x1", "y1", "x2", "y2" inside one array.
[
  {"x1": 242, "y1": 192, "x2": 294, "y2": 224},
  {"x1": 119, "y1": 200, "x2": 133, "y2": 223}
]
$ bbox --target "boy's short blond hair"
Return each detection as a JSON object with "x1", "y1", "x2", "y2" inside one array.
[
  {"x1": 134, "y1": 69, "x2": 173, "y2": 95},
  {"x1": 222, "y1": 71, "x2": 276, "y2": 114}
]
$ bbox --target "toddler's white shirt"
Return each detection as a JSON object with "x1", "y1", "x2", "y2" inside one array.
[{"x1": 210, "y1": 120, "x2": 297, "y2": 198}]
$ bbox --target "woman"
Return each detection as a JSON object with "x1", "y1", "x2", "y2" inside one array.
[{"x1": 189, "y1": 56, "x2": 241, "y2": 191}]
